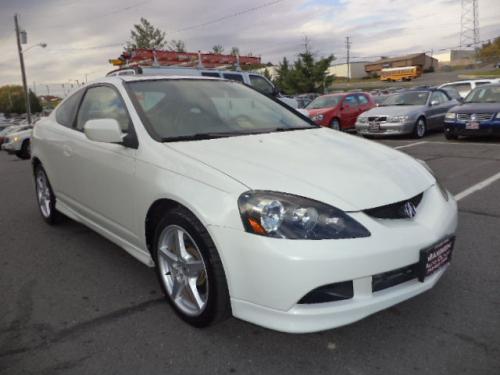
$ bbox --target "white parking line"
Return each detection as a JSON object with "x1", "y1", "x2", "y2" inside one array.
[
  {"x1": 394, "y1": 141, "x2": 428, "y2": 149},
  {"x1": 454, "y1": 171, "x2": 500, "y2": 201},
  {"x1": 425, "y1": 141, "x2": 500, "y2": 147}
]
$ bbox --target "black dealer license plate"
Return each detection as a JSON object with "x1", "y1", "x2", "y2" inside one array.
[{"x1": 418, "y1": 237, "x2": 455, "y2": 281}]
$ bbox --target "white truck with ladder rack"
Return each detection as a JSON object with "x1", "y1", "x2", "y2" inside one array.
[{"x1": 107, "y1": 49, "x2": 298, "y2": 108}]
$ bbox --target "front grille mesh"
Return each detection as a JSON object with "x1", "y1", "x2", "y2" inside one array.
[
  {"x1": 456, "y1": 113, "x2": 494, "y2": 122},
  {"x1": 364, "y1": 193, "x2": 423, "y2": 219}
]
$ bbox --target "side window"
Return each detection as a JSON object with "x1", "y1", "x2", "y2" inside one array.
[
  {"x1": 249, "y1": 75, "x2": 274, "y2": 96},
  {"x1": 76, "y1": 86, "x2": 129, "y2": 132},
  {"x1": 448, "y1": 83, "x2": 471, "y2": 97},
  {"x1": 475, "y1": 81, "x2": 490, "y2": 86},
  {"x1": 343, "y1": 95, "x2": 358, "y2": 107},
  {"x1": 430, "y1": 91, "x2": 447, "y2": 104},
  {"x1": 201, "y1": 72, "x2": 221, "y2": 78},
  {"x1": 356, "y1": 94, "x2": 369, "y2": 105},
  {"x1": 55, "y1": 90, "x2": 84, "y2": 128},
  {"x1": 223, "y1": 73, "x2": 244, "y2": 82}
]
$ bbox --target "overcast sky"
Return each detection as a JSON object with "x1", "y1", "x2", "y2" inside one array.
[{"x1": 0, "y1": 0, "x2": 499, "y2": 95}]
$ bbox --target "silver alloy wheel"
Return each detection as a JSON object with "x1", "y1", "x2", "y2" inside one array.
[
  {"x1": 331, "y1": 119, "x2": 340, "y2": 130},
  {"x1": 36, "y1": 170, "x2": 51, "y2": 218},
  {"x1": 416, "y1": 119, "x2": 426, "y2": 138},
  {"x1": 157, "y1": 225, "x2": 209, "y2": 316}
]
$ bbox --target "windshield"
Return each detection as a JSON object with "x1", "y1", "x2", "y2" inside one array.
[
  {"x1": 306, "y1": 95, "x2": 341, "y2": 109},
  {"x1": 464, "y1": 86, "x2": 500, "y2": 103},
  {"x1": 127, "y1": 79, "x2": 315, "y2": 141},
  {"x1": 381, "y1": 91, "x2": 429, "y2": 106}
]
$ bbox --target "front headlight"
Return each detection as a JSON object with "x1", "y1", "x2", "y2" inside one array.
[
  {"x1": 238, "y1": 191, "x2": 371, "y2": 239},
  {"x1": 357, "y1": 117, "x2": 368, "y2": 123},
  {"x1": 445, "y1": 112, "x2": 456, "y2": 120},
  {"x1": 416, "y1": 160, "x2": 449, "y2": 201},
  {"x1": 496, "y1": 112, "x2": 500, "y2": 119},
  {"x1": 13, "y1": 136, "x2": 19, "y2": 142},
  {"x1": 386, "y1": 115, "x2": 409, "y2": 123},
  {"x1": 311, "y1": 114, "x2": 324, "y2": 122}
]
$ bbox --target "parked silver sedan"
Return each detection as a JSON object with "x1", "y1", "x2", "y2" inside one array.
[{"x1": 356, "y1": 89, "x2": 458, "y2": 138}]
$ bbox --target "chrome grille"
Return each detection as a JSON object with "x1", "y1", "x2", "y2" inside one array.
[
  {"x1": 456, "y1": 113, "x2": 494, "y2": 122},
  {"x1": 368, "y1": 116, "x2": 387, "y2": 122}
]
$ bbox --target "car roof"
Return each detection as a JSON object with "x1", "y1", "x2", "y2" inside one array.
[
  {"x1": 441, "y1": 79, "x2": 499, "y2": 85},
  {"x1": 88, "y1": 75, "x2": 223, "y2": 86}
]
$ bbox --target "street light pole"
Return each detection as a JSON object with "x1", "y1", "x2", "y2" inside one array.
[{"x1": 14, "y1": 14, "x2": 31, "y2": 124}]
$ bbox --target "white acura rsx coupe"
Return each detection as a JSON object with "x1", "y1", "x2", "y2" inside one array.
[{"x1": 32, "y1": 76, "x2": 457, "y2": 333}]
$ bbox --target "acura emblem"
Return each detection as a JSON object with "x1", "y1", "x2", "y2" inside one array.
[{"x1": 403, "y1": 202, "x2": 417, "y2": 218}]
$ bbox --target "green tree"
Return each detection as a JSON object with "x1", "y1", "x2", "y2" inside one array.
[
  {"x1": 170, "y1": 39, "x2": 186, "y2": 52},
  {"x1": 274, "y1": 40, "x2": 334, "y2": 94},
  {"x1": 230, "y1": 46, "x2": 240, "y2": 56},
  {"x1": 126, "y1": 18, "x2": 166, "y2": 50},
  {"x1": 478, "y1": 36, "x2": 500, "y2": 63},
  {"x1": 263, "y1": 68, "x2": 273, "y2": 81},
  {"x1": 0, "y1": 85, "x2": 42, "y2": 114},
  {"x1": 212, "y1": 44, "x2": 224, "y2": 54}
]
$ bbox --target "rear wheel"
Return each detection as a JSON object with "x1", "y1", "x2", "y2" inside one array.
[
  {"x1": 413, "y1": 117, "x2": 427, "y2": 138},
  {"x1": 34, "y1": 165, "x2": 62, "y2": 224},
  {"x1": 330, "y1": 118, "x2": 341, "y2": 131},
  {"x1": 153, "y1": 207, "x2": 231, "y2": 327},
  {"x1": 16, "y1": 140, "x2": 30, "y2": 160}
]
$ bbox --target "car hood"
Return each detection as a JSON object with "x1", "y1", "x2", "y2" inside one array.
[
  {"x1": 449, "y1": 102, "x2": 500, "y2": 113},
  {"x1": 360, "y1": 105, "x2": 425, "y2": 117},
  {"x1": 167, "y1": 128, "x2": 434, "y2": 211}
]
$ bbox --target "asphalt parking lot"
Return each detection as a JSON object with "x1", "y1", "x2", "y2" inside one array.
[{"x1": 1, "y1": 132, "x2": 499, "y2": 375}]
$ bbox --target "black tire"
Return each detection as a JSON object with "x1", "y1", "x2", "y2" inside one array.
[
  {"x1": 444, "y1": 132, "x2": 458, "y2": 140},
  {"x1": 412, "y1": 117, "x2": 427, "y2": 139},
  {"x1": 16, "y1": 140, "x2": 31, "y2": 160},
  {"x1": 330, "y1": 118, "x2": 341, "y2": 131},
  {"x1": 34, "y1": 165, "x2": 62, "y2": 225},
  {"x1": 152, "y1": 206, "x2": 231, "y2": 327}
]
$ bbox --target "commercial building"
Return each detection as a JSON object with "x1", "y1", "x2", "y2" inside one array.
[
  {"x1": 327, "y1": 61, "x2": 370, "y2": 79},
  {"x1": 364, "y1": 53, "x2": 438, "y2": 76},
  {"x1": 434, "y1": 49, "x2": 476, "y2": 66}
]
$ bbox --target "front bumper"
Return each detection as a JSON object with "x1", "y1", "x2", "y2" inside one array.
[
  {"x1": 444, "y1": 120, "x2": 500, "y2": 137},
  {"x1": 209, "y1": 185, "x2": 458, "y2": 333},
  {"x1": 356, "y1": 120, "x2": 414, "y2": 136}
]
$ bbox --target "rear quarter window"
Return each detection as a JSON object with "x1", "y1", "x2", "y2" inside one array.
[{"x1": 55, "y1": 90, "x2": 84, "y2": 128}]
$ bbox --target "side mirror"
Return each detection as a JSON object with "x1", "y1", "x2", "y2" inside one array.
[
  {"x1": 430, "y1": 100, "x2": 439, "y2": 106},
  {"x1": 84, "y1": 119, "x2": 124, "y2": 143},
  {"x1": 272, "y1": 86, "x2": 280, "y2": 97}
]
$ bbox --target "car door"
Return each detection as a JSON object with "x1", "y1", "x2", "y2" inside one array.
[
  {"x1": 427, "y1": 91, "x2": 451, "y2": 129},
  {"x1": 40, "y1": 89, "x2": 85, "y2": 199},
  {"x1": 340, "y1": 95, "x2": 359, "y2": 129},
  {"x1": 68, "y1": 85, "x2": 140, "y2": 245}
]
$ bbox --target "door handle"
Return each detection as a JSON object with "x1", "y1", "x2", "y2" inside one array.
[{"x1": 63, "y1": 144, "x2": 72, "y2": 157}]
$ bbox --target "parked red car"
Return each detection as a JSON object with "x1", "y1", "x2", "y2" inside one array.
[{"x1": 306, "y1": 92, "x2": 376, "y2": 130}]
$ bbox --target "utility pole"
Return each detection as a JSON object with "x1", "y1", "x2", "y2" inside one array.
[
  {"x1": 14, "y1": 14, "x2": 31, "y2": 124},
  {"x1": 345, "y1": 36, "x2": 351, "y2": 81}
]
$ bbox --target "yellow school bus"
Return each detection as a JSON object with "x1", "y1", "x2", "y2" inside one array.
[{"x1": 380, "y1": 66, "x2": 422, "y2": 81}]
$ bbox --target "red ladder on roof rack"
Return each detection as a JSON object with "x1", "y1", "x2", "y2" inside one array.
[{"x1": 110, "y1": 49, "x2": 261, "y2": 69}]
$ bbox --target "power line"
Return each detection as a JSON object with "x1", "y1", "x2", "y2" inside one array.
[{"x1": 170, "y1": 0, "x2": 287, "y2": 34}]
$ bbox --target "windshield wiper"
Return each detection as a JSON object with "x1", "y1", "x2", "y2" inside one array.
[
  {"x1": 274, "y1": 126, "x2": 317, "y2": 132},
  {"x1": 161, "y1": 131, "x2": 246, "y2": 142}
]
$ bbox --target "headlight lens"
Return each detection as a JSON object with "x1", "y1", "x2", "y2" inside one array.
[
  {"x1": 13, "y1": 136, "x2": 19, "y2": 142},
  {"x1": 416, "y1": 160, "x2": 449, "y2": 201},
  {"x1": 445, "y1": 112, "x2": 456, "y2": 120},
  {"x1": 311, "y1": 114, "x2": 324, "y2": 122},
  {"x1": 357, "y1": 117, "x2": 368, "y2": 123},
  {"x1": 496, "y1": 112, "x2": 500, "y2": 119},
  {"x1": 238, "y1": 191, "x2": 371, "y2": 239},
  {"x1": 386, "y1": 115, "x2": 409, "y2": 123}
]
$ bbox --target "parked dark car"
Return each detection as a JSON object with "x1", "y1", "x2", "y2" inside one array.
[{"x1": 444, "y1": 83, "x2": 500, "y2": 139}]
